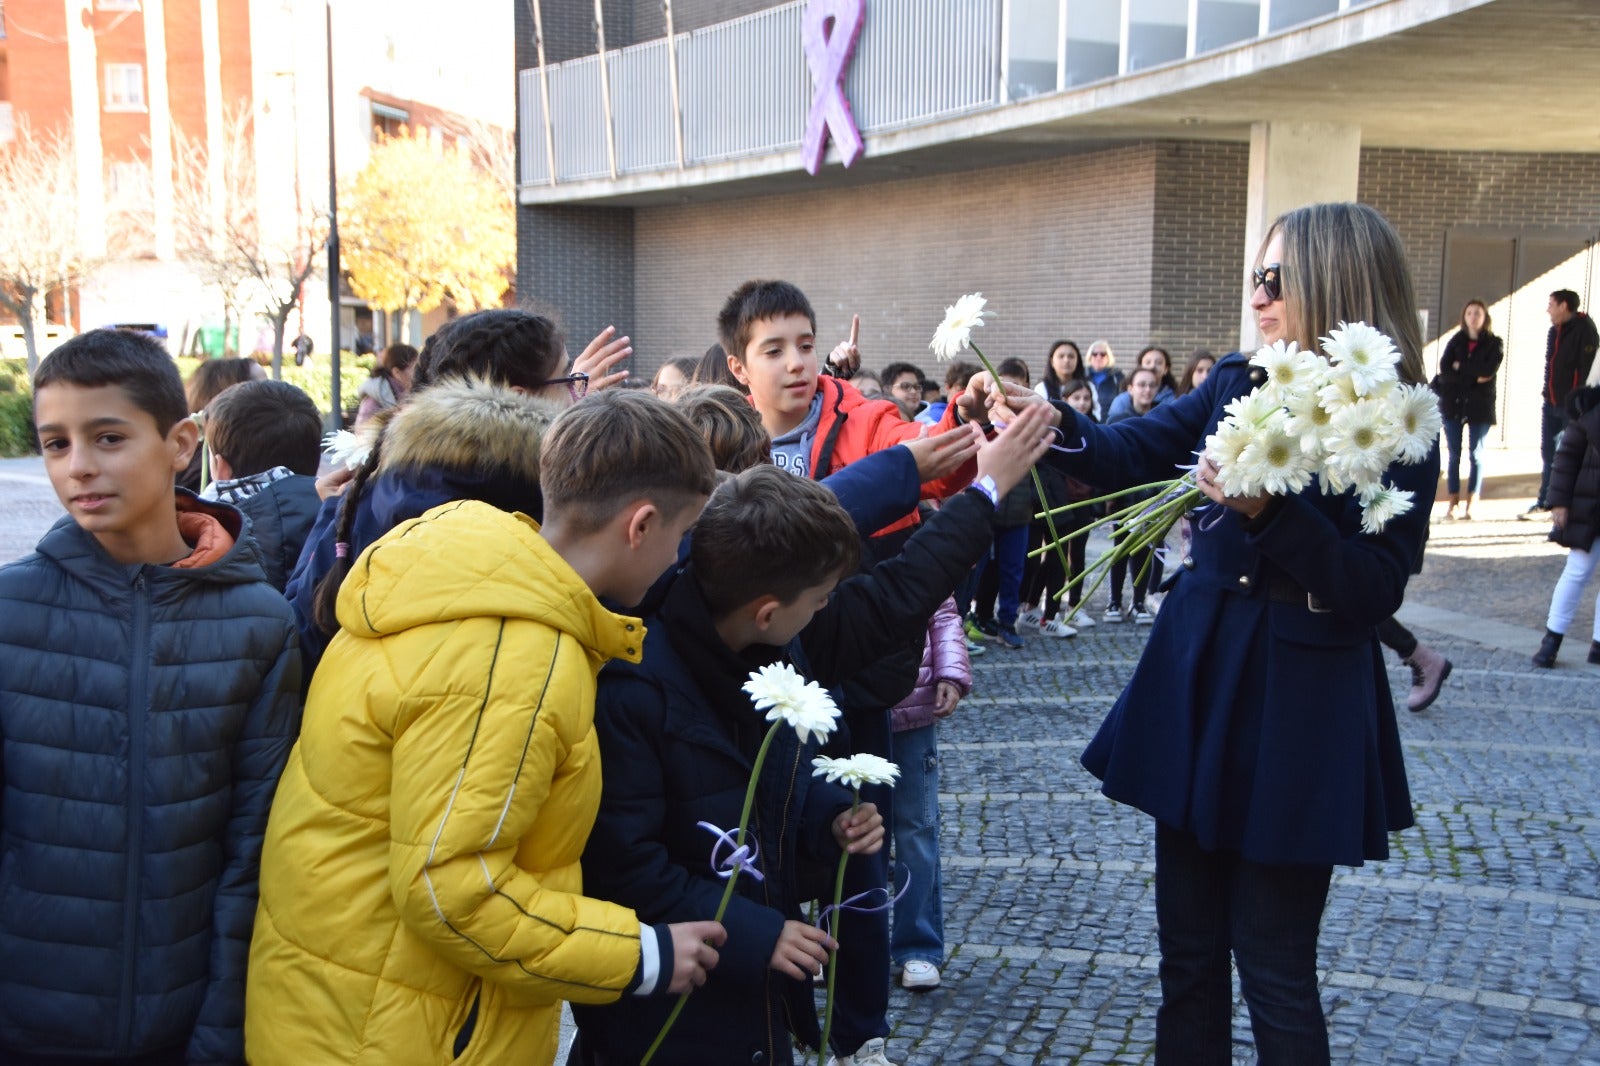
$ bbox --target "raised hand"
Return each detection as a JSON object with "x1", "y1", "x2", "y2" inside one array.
[
  {"x1": 573, "y1": 325, "x2": 633, "y2": 392},
  {"x1": 899, "y1": 422, "x2": 983, "y2": 483},
  {"x1": 665, "y1": 920, "x2": 726, "y2": 993},
  {"x1": 827, "y1": 314, "x2": 861, "y2": 378},
  {"x1": 974, "y1": 403, "x2": 1054, "y2": 496}
]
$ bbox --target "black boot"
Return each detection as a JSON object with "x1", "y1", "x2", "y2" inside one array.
[
  {"x1": 1589, "y1": 640, "x2": 1600, "y2": 665},
  {"x1": 1532, "y1": 630, "x2": 1563, "y2": 668}
]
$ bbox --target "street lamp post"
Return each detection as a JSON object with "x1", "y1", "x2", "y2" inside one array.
[{"x1": 325, "y1": 0, "x2": 342, "y2": 430}]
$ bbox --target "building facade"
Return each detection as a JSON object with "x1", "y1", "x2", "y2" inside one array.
[
  {"x1": 516, "y1": 0, "x2": 1600, "y2": 453},
  {"x1": 0, "y1": 0, "x2": 511, "y2": 358}
]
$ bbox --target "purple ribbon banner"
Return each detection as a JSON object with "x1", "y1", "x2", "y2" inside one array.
[
  {"x1": 816, "y1": 864, "x2": 910, "y2": 937},
  {"x1": 801, "y1": 0, "x2": 866, "y2": 175}
]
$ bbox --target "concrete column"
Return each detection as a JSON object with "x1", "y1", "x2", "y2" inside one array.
[
  {"x1": 64, "y1": 0, "x2": 107, "y2": 256},
  {"x1": 1239, "y1": 121, "x2": 1360, "y2": 349}
]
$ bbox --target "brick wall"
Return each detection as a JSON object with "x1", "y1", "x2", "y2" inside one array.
[
  {"x1": 1359, "y1": 149, "x2": 1600, "y2": 328},
  {"x1": 1151, "y1": 140, "x2": 1250, "y2": 360},
  {"x1": 516, "y1": 204, "x2": 636, "y2": 355},
  {"x1": 632, "y1": 145, "x2": 1166, "y2": 382}
]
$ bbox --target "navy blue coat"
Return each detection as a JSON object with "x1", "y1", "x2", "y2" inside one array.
[
  {"x1": 236, "y1": 473, "x2": 320, "y2": 592},
  {"x1": 0, "y1": 497, "x2": 302, "y2": 1062},
  {"x1": 575, "y1": 488, "x2": 999, "y2": 1064},
  {"x1": 1048, "y1": 354, "x2": 1434, "y2": 867}
]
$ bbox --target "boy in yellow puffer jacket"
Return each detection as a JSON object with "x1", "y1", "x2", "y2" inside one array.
[{"x1": 245, "y1": 388, "x2": 724, "y2": 1065}]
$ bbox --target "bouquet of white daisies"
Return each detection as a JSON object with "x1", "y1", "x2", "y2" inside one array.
[{"x1": 1036, "y1": 322, "x2": 1440, "y2": 612}]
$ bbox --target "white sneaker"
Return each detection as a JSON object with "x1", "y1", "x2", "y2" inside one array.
[
  {"x1": 1131, "y1": 606, "x2": 1154, "y2": 625},
  {"x1": 900, "y1": 959, "x2": 941, "y2": 989},
  {"x1": 828, "y1": 1038, "x2": 897, "y2": 1066},
  {"x1": 1017, "y1": 608, "x2": 1043, "y2": 627},
  {"x1": 1068, "y1": 610, "x2": 1096, "y2": 628},
  {"x1": 1102, "y1": 605, "x2": 1123, "y2": 624},
  {"x1": 1037, "y1": 618, "x2": 1077, "y2": 638}
]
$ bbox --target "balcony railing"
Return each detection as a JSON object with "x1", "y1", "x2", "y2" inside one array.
[{"x1": 519, "y1": 0, "x2": 1375, "y2": 191}]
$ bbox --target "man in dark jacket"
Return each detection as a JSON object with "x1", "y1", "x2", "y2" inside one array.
[
  {"x1": 2, "y1": 331, "x2": 302, "y2": 1064},
  {"x1": 1525, "y1": 290, "x2": 1599, "y2": 517}
]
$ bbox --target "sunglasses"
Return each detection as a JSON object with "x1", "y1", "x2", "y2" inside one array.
[
  {"x1": 1252, "y1": 263, "x2": 1283, "y2": 303},
  {"x1": 544, "y1": 370, "x2": 590, "y2": 402},
  {"x1": 1089, "y1": 350, "x2": 1109, "y2": 359}
]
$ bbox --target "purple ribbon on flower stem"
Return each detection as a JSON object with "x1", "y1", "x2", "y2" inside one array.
[
  {"x1": 697, "y1": 820, "x2": 764, "y2": 883},
  {"x1": 816, "y1": 864, "x2": 911, "y2": 937}
]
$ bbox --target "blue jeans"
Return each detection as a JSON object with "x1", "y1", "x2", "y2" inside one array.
[
  {"x1": 1153, "y1": 824, "x2": 1333, "y2": 1066},
  {"x1": 1538, "y1": 402, "x2": 1567, "y2": 507},
  {"x1": 889, "y1": 724, "x2": 943, "y2": 967},
  {"x1": 973, "y1": 523, "x2": 1029, "y2": 626},
  {"x1": 1441, "y1": 417, "x2": 1491, "y2": 497}
]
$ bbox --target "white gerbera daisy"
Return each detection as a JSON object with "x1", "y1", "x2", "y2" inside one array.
[
  {"x1": 1203, "y1": 417, "x2": 1254, "y2": 472},
  {"x1": 1316, "y1": 364, "x2": 1363, "y2": 414},
  {"x1": 929, "y1": 293, "x2": 990, "y2": 362},
  {"x1": 743, "y1": 663, "x2": 839, "y2": 745},
  {"x1": 812, "y1": 754, "x2": 901, "y2": 790},
  {"x1": 1358, "y1": 481, "x2": 1414, "y2": 534},
  {"x1": 1282, "y1": 387, "x2": 1335, "y2": 458},
  {"x1": 1233, "y1": 419, "x2": 1316, "y2": 497},
  {"x1": 322, "y1": 429, "x2": 372, "y2": 471},
  {"x1": 1222, "y1": 388, "x2": 1282, "y2": 429},
  {"x1": 1249, "y1": 341, "x2": 1326, "y2": 405},
  {"x1": 1322, "y1": 399, "x2": 1396, "y2": 485},
  {"x1": 1386, "y1": 383, "x2": 1443, "y2": 464},
  {"x1": 1320, "y1": 322, "x2": 1401, "y2": 397}
]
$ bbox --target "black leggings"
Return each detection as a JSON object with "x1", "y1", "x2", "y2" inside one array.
[{"x1": 1022, "y1": 516, "x2": 1089, "y2": 619}]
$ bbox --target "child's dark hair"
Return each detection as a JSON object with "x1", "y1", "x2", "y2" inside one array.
[
  {"x1": 691, "y1": 465, "x2": 860, "y2": 618},
  {"x1": 540, "y1": 391, "x2": 717, "y2": 536},
  {"x1": 717, "y1": 281, "x2": 816, "y2": 363},
  {"x1": 944, "y1": 360, "x2": 981, "y2": 393},
  {"x1": 996, "y1": 357, "x2": 1031, "y2": 386},
  {"x1": 1059, "y1": 377, "x2": 1096, "y2": 420},
  {"x1": 185, "y1": 358, "x2": 259, "y2": 416},
  {"x1": 1041, "y1": 339, "x2": 1085, "y2": 401},
  {"x1": 204, "y1": 380, "x2": 323, "y2": 477},
  {"x1": 412, "y1": 309, "x2": 565, "y2": 392},
  {"x1": 371, "y1": 343, "x2": 419, "y2": 381},
  {"x1": 676, "y1": 384, "x2": 771, "y2": 473},
  {"x1": 33, "y1": 329, "x2": 188, "y2": 434},
  {"x1": 693, "y1": 342, "x2": 745, "y2": 392},
  {"x1": 881, "y1": 362, "x2": 926, "y2": 390}
]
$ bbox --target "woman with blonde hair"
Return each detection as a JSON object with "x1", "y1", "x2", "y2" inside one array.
[{"x1": 961, "y1": 202, "x2": 1435, "y2": 1064}]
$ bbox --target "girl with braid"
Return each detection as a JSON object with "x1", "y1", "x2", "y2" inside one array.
[{"x1": 284, "y1": 309, "x2": 632, "y2": 673}]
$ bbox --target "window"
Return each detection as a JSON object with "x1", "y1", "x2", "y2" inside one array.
[
  {"x1": 371, "y1": 101, "x2": 409, "y2": 142},
  {"x1": 107, "y1": 161, "x2": 152, "y2": 206},
  {"x1": 96, "y1": 0, "x2": 143, "y2": 10},
  {"x1": 104, "y1": 64, "x2": 146, "y2": 112}
]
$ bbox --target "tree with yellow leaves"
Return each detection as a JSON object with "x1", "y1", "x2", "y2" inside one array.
[{"x1": 340, "y1": 129, "x2": 513, "y2": 326}]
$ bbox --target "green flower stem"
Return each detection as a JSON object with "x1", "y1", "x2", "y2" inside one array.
[
  {"x1": 817, "y1": 792, "x2": 859, "y2": 1066},
  {"x1": 968, "y1": 343, "x2": 1075, "y2": 603},
  {"x1": 640, "y1": 720, "x2": 783, "y2": 1066}
]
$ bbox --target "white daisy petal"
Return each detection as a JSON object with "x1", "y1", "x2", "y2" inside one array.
[
  {"x1": 1320, "y1": 321, "x2": 1401, "y2": 398},
  {"x1": 322, "y1": 429, "x2": 372, "y2": 471},
  {"x1": 743, "y1": 663, "x2": 840, "y2": 745},
  {"x1": 929, "y1": 293, "x2": 991, "y2": 361},
  {"x1": 1358, "y1": 482, "x2": 1414, "y2": 534},
  {"x1": 1387, "y1": 383, "x2": 1443, "y2": 464},
  {"x1": 811, "y1": 754, "x2": 901, "y2": 790}
]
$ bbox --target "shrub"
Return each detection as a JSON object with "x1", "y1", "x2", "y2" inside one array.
[{"x1": 0, "y1": 360, "x2": 36, "y2": 457}]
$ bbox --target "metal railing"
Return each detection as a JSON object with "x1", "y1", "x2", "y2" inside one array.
[{"x1": 520, "y1": 0, "x2": 1373, "y2": 190}]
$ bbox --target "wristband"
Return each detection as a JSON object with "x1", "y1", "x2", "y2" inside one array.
[{"x1": 968, "y1": 475, "x2": 1001, "y2": 508}]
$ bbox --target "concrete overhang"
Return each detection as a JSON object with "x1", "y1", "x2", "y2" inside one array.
[{"x1": 519, "y1": 0, "x2": 1600, "y2": 209}]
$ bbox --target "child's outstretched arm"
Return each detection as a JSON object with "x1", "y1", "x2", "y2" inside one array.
[{"x1": 188, "y1": 621, "x2": 303, "y2": 1065}]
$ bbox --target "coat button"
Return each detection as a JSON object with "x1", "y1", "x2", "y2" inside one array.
[
  {"x1": 1237, "y1": 575, "x2": 1252, "y2": 591},
  {"x1": 1182, "y1": 556, "x2": 1195, "y2": 570},
  {"x1": 625, "y1": 623, "x2": 636, "y2": 632}
]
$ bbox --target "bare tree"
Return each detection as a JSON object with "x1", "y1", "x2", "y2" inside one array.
[
  {"x1": 0, "y1": 123, "x2": 92, "y2": 373},
  {"x1": 172, "y1": 106, "x2": 326, "y2": 376}
]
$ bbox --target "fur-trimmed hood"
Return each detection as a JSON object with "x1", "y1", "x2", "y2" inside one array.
[{"x1": 376, "y1": 376, "x2": 563, "y2": 486}]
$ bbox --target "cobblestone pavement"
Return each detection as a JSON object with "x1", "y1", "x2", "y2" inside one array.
[{"x1": 3, "y1": 459, "x2": 1597, "y2": 1063}]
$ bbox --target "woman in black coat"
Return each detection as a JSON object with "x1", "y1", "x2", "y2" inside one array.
[
  {"x1": 1532, "y1": 384, "x2": 1600, "y2": 667},
  {"x1": 1432, "y1": 299, "x2": 1504, "y2": 520},
  {"x1": 960, "y1": 203, "x2": 1434, "y2": 1065}
]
